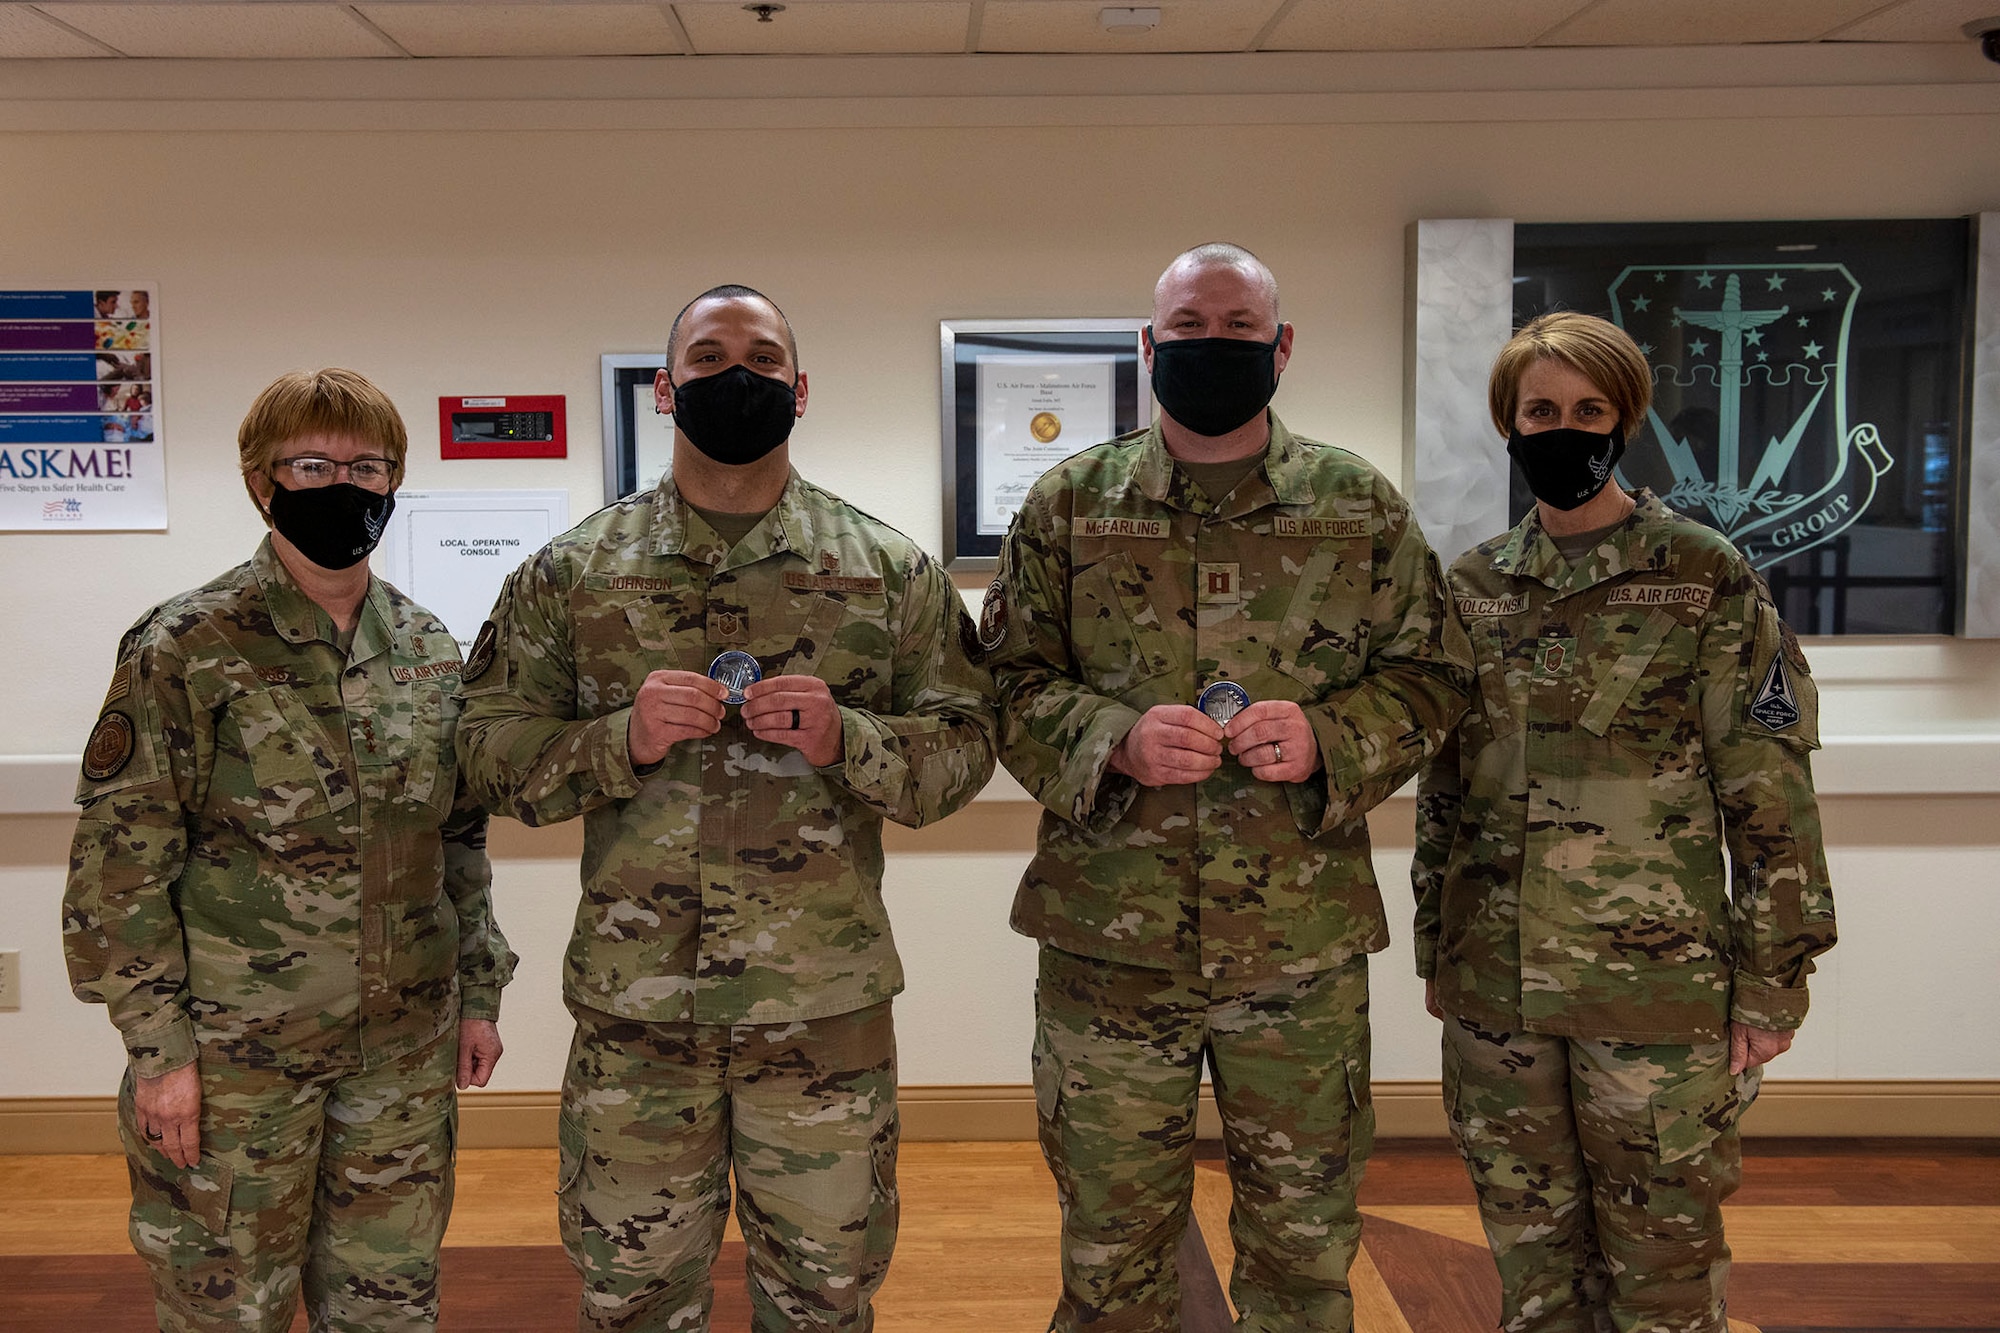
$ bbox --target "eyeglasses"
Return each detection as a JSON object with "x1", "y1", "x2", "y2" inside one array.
[{"x1": 272, "y1": 455, "x2": 396, "y2": 492}]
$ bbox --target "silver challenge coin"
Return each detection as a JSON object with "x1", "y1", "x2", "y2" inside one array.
[
  {"x1": 708, "y1": 650, "x2": 763, "y2": 705},
  {"x1": 1196, "y1": 680, "x2": 1251, "y2": 725}
]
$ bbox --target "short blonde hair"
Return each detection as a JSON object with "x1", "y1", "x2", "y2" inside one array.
[
  {"x1": 238, "y1": 368, "x2": 408, "y2": 509},
  {"x1": 1488, "y1": 312, "x2": 1653, "y2": 438}
]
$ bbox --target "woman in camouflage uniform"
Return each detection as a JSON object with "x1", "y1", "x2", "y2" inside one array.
[
  {"x1": 63, "y1": 369, "x2": 515, "y2": 1332},
  {"x1": 1413, "y1": 313, "x2": 1835, "y2": 1333}
]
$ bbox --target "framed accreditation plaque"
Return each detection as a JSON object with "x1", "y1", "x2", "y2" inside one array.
[{"x1": 940, "y1": 318, "x2": 1152, "y2": 570}]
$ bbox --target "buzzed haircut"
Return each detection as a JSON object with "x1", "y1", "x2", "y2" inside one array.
[
  {"x1": 667, "y1": 284, "x2": 799, "y2": 367},
  {"x1": 1156, "y1": 241, "x2": 1280, "y2": 320}
]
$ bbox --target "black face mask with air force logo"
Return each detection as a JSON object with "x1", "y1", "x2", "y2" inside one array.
[
  {"x1": 267, "y1": 480, "x2": 395, "y2": 571},
  {"x1": 1507, "y1": 425, "x2": 1626, "y2": 511}
]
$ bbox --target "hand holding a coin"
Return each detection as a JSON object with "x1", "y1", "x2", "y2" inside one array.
[
  {"x1": 1225, "y1": 700, "x2": 1322, "y2": 784},
  {"x1": 1109, "y1": 706, "x2": 1225, "y2": 788},
  {"x1": 134, "y1": 1063, "x2": 202, "y2": 1169},
  {"x1": 629, "y1": 670, "x2": 728, "y2": 767},
  {"x1": 742, "y1": 675, "x2": 844, "y2": 767}
]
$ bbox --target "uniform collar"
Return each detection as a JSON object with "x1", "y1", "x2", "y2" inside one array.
[
  {"x1": 1131, "y1": 411, "x2": 1317, "y2": 515},
  {"x1": 251, "y1": 535, "x2": 392, "y2": 660},
  {"x1": 649, "y1": 468, "x2": 816, "y2": 572},
  {"x1": 1490, "y1": 488, "x2": 1676, "y2": 592}
]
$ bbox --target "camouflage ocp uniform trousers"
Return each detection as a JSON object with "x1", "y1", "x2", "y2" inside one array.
[
  {"x1": 557, "y1": 1000, "x2": 899, "y2": 1333},
  {"x1": 1442, "y1": 1016, "x2": 1762, "y2": 1333},
  {"x1": 1034, "y1": 947, "x2": 1374, "y2": 1332},
  {"x1": 119, "y1": 1026, "x2": 459, "y2": 1333}
]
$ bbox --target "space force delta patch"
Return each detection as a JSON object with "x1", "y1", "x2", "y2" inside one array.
[{"x1": 1748, "y1": 654, "x2": 1802, "y2": 732}]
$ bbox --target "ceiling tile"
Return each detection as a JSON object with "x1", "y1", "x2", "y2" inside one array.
[
  {"x1": 675, "y1": 1, "x2": 968, "y2": 55},
  {"x1": 358, "y1": 4, "x2": 682, "y2": 57},
  {"x1": 979, "y1": 0, "x2": 1286, "y2": 54},
  {"x1": 1544, "y1": 0, "x2": 1894, "y2": 46},
  {"x1": 0, "y1": 4, "x2": 113, "y2": 57},
  {"x1": 1832, "y1": 0, "x2": 2000, "y2": 42},
  {"x1": 49, "y1": 3, "x2": 402, "y2": 58},
  {"x1": 1262, "y1": 0, "x2": 1592, "y2": 51}
]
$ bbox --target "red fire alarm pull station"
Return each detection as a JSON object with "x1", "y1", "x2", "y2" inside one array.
[{"x1": 440, "y1": 394, "x2": 567, "y2": 459}]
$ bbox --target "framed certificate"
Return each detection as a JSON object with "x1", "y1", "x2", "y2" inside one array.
[{"x1": 940, "y1": 318, "x2": 1152, "y2": 569}]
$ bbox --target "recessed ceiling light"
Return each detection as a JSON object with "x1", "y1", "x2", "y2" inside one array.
[{"x1": 1100, "y1": 7, "x2": 1161, "y2": 36}]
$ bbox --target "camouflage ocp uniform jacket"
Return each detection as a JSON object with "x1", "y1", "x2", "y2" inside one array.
[
  {"x1": 1413, "y1": 491, "x2": 1836, "y2": 1045},
  {"x1": 453, "y1": 470, "x2": 996, "y2": 1027},
  {"x1": 987, "y1": 416, "x2": 1472, "y2": 979},
  {"x1": 63, "y1": 538, "x2": 515, "y2": 1080}
]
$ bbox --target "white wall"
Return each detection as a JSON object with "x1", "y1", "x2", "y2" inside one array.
[{"x1": 3, "y1": 46, "x2": 1998, "y2": 1101}]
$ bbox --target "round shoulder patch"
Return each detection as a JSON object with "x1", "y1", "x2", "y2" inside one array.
[
  {"x1": 463, "y1": 620, "x2": 498, "y2": 683},
  {"x1": 976, "y1": 577, "x2": 1008, "y2": 653},
  {"x1": 82, "y1": 710, "x2": 136, "y2": 782}
]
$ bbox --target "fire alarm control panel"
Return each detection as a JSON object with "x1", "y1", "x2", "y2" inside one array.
[{"x1": 440, "y1": 394, "x2": 566, "y2": 459}]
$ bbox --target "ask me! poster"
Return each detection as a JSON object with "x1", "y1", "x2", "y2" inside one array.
[{"x1": 0, "y1": 286, "x2": 165, "y2": 531}]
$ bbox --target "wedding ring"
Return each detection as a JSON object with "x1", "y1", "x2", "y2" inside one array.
[
  {"x1": 791, "y1": 708, "x2": 800, "y2": 730},
  {"x1": 144, "y1": 1127, "x2": 163, "y2": 1141},
  {"x1": 1273, "y1": 742, "x2": 1283, "y2": 763}
]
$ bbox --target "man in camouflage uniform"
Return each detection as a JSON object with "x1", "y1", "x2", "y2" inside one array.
[
  {"x1": 1412, "y1": 311, "x2": 1836, "y2": 1332},
  {"x1": 455, "y1": 285, "x2": 996, "y2": 1333},
  {"x1": 983, "y1": 243, "x2": 1471, "y2": 1331},
  {"x1": 63, "y1": 367, "x2": 516, "y2": 1332}
]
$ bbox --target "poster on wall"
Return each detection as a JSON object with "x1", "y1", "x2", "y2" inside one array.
[{"x1": 0, "y1": 285, "x2": 164, "y2": 531}]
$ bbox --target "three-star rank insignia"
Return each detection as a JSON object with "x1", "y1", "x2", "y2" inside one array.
[
  {"x1": 463, "y1": 621, "x2": 498, "y2": 683},
  {"x1": 82, "y1": 710, "x2": 136, "y2": 782}
]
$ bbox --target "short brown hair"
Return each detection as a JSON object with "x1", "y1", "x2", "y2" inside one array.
[
  {"x1": 238, "y1": 368, "x2": 408, "y2": 509},
  {"x1": 1488, "y1": 312, "x2": 1653, "y2": 438}
]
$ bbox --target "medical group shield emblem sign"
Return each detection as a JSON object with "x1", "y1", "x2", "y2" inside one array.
[{"x1": 1514, "y1": 219, "x2": 1971, "y2": 635}]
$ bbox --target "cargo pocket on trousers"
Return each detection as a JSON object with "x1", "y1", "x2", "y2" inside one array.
[
  {"x1": 1646, "y1": 1048, "x2": 1743, "y2": 1169},
  {"x1": 862, "y1": 1110, "x2": 901, "y2": 1296},
  {"x1": 1030, "y1": 1023, "x2": 1074, "y2": 1213},
  {"x1": 129, "y1": 1154, "x2": 236, "y2": 1303},
  {"x1": 555, "y1": 1107, "x2": 586, "y2": 1269}
]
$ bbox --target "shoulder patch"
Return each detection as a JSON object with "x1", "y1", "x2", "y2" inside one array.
[
  {"x1": 1747, "y1": 653, "x2": 1802, "y2": 732},
  {"x1": 975, "y1": 577, "x2": 1008, "y2": 654},
  {"x1": 82, "y1": 710, "x2": 136, "y2": 782},
  {"x1": 462, "y1": 620, "x2": 498, "y2": 684}
]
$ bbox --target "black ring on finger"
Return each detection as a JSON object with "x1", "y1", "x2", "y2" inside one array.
[
  {"x1": 791, "y1": 708, "x2": 800, "y2": 730},
  {"x1": 144, "y1": 1127, "x2": 163, "y2": 1141}
]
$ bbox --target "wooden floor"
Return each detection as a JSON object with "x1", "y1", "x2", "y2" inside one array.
[{"x1": 1, "y1": 1139, "x2": 1994, "y2": 1331}]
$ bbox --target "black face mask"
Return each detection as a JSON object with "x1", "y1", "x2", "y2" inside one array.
[
  {"x1": 671, "y1": 365, "x2": 800, "y2": 466},
  {"x1": 1507, "y1": 425, "x2": 1626, "y2": 511},
  {"x1": 266, "y1": 480, "x2": 395, "y2": 571},
  {"x1": 1147, "y1": 329, "x2": 1282, "y2": 438}
]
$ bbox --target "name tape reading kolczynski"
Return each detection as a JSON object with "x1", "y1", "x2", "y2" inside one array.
[
  {"x1": 1196, "y1": 680, "x2": 1251, "y2": 726},
  {"x1": 708, "y1": 650, "x2": 763, "y2": 705}
]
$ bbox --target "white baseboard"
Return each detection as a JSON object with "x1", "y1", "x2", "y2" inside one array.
[{"x1": 4, "y1": 1080, "x2": 1993, "y2": 1154}]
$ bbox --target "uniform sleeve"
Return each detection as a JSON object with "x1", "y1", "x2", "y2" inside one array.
[
  {"x1": 1292, "y1": 498, "x2": 1473, "y2": 837},
  {"x1": 454, "y1": 550, "x2": 648, "y2": 827},
  {"x1": 1698, "y1": 571, "x2": 1835, "y2": 1032},
  {"x1": 61, "y1": 627, "x2": 204, "y2": 1079},
  {"x1": 1410, "y1": 725, "x2": 1464, "y2": 981},
  {"x1": 986, "y1": 487, "x2": 1144, "y2": 832},
  {"x1": 440, "y1": 779, "x2": 515, "y2": 1020},
  {"x1": 820, "y1": 551, "x2": 997, "y2": 829}
]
